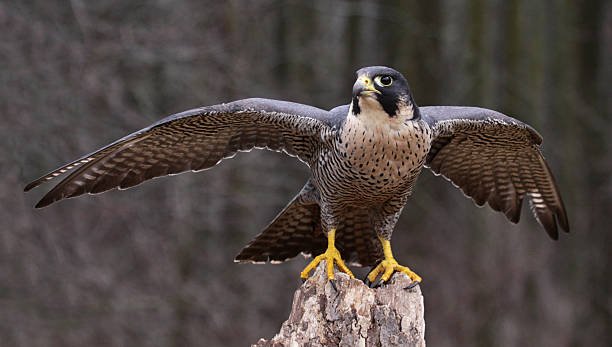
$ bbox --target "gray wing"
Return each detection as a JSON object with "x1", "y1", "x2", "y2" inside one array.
[
  {"x1": 25, "y1": 98, "x2": 332, "y2": 208},
  {"x1": 421, "y1": 106, "x2": 569, "y2": 239}
]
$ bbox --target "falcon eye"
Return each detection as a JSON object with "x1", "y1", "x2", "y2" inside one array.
[{"x1": 375, "y1": 75, "x2": 393, "y2": 87}]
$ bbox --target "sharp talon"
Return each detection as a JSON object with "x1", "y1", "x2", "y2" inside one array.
[
  {"x1": 298, "y1": 229, "x2": 354, "y2": 284},
  {"x1": 364, "y1": 277, "x2": 372, "y2": 287},
  {"x1": 329, "y1": 279, "x2": 338, "y2": 291},
  {"x1": 404, "y1": 281, "x2": 420, "y2": 290},
  {"x1": 301, "y1": 278, "x2": 306, "y2": 284},
  {"x1": 372, "y1": 279, "x2": 383, "y2": 288}
]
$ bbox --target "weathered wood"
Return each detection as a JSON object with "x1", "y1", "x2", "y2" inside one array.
[{"x1": 254, "y1": 262, "x2": 425, "y2": 347}]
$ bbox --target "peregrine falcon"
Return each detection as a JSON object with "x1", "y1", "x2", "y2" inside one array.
[{"x1": 24, "y1": 66, "x2": 569, "y2": 289}]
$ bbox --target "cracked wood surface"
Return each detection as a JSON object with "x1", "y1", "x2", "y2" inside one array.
[{"x1": 254, "y1": 262, "x2": 425, "y2": 347}]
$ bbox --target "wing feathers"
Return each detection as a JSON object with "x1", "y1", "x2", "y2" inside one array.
[
  {"x1": 33, "y1": 134, "x2": 151, "y2": 207},
  {"x1": 26, "y1": 99, "x2": 331, "y2": 207},
  {"x1": 422, "y1": 106, "x2": 569, "y2": 238}
]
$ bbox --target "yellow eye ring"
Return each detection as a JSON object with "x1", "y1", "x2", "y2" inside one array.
[{"x1": 375, "y1": 75, "x2": 393, "y2": 87}]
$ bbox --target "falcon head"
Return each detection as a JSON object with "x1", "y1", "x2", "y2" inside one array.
[{"x1": 351, "y1": 66, "x2": 420, "y2": 120}]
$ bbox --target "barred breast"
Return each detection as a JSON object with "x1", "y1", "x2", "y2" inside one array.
[{"x1": 313, "y1": 109, "x2": 433, "y2": 207}]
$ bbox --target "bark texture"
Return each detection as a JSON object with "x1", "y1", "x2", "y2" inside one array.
[{"x1": 254, "y1": 262, "x2": 425, "y2": 347}]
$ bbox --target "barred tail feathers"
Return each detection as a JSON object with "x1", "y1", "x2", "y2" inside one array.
[
  {"x1": 235, "y1": 192, "x2": 382, "y2": 267},
  {"x1": 234, "y1": 197, "x2": 325, "y2": 264}
]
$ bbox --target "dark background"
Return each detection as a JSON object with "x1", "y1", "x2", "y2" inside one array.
[{"x1": 3, "y1": 0, "x2": 611, "y2": 346}]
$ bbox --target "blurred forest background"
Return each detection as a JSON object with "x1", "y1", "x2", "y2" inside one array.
[{"x1": 2, "y1": 0, "x2": 611, "y2": 346}]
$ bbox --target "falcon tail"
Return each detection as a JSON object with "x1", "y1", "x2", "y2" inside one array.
[
  {"x1": 235, "y1": 182, "x2": 382, "y2": 267},
  {"x1": 234, "y1": 195, "x2": 325, "y2": 264}
]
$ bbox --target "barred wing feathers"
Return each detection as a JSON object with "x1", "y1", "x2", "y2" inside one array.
[
  {"x1": 25, "y1": 98, "x2": 331, "y2": 208},
  {"x1": 421, "y1": 106, "x2": 569, "y2": 239}
]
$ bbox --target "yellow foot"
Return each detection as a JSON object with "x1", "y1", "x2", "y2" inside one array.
[
  {"x1": 300, "y1": 229, "x2": 354, "y2": 288},
  {"x1": 365, "y1": 258, "x2": 422, "y2": 288},
  {"x1": 366, "y1": 236, "x2": 422, "y2": 289}
]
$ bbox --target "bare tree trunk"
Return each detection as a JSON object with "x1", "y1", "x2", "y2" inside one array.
[{"x1": 253, "y1": 262, "x2": 425, "y2": 347}]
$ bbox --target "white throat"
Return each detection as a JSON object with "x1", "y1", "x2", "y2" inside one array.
[{"x1": 348, "y1": 96, "x2": 415, "y2": 129}]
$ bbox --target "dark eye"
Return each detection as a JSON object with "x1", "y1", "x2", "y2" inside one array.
[{"x1": 375, "y1": 75, "x2": 393, "y2": 87}]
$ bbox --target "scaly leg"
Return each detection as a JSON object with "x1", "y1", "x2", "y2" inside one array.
[
  {"x1": 300, "y1": 229, "x2": 354, "y2": 288},
  {"x1": 366, "y1": 235, "x2": 421, "y2": 288}
]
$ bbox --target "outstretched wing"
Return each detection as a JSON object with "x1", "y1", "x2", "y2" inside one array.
[
  {"x1": 421, "y1": 106, "x2": 569, "y2": 239},
  {"x1": 25, "y1": 98, "x2": 332, "y2": 208}
]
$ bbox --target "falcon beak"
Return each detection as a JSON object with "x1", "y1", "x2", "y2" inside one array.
[{"x1": 353, "y1": 75, "x2": 381, "y2": 98}]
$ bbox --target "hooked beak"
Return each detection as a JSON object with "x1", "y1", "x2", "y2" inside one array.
[{"x1": 352, "y1": 75, "x2": 381, "y2": 98}]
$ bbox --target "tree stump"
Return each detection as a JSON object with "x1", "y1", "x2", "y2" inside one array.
[{"x1": 253, "y1": 261, "x2": 425, "y2": 346}]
